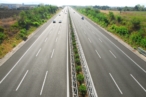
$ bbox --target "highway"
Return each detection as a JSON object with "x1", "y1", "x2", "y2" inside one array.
[
  {"x1": 0, "y1": 8, "x2": 69, "y2": 97},
  {"x1": 69, "y1": 8, "x2": 146, "y2": 97}
]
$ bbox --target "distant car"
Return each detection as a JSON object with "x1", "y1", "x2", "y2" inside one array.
[
  {"x1": 81, "y1": 16, "x2": 84, "y2": 20},
  {"x1": 53, "y1": 20, "x2": 56, "y2": 23},
  {"x1": 59, "y1": 20, "x2": 62, "y2": 23}
]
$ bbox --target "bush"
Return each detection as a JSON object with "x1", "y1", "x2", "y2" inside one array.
[
  {"x1": 115, "y1": 26, "x2": 129, "y2": 35},
  {"x1": 140, "y1": 38, "x2": 146, "y2": 48},
  {"x1": 77, "y1": 74, "x2": 84, "y2": 84},
  {"x1": 0, "y1": 26, "x2": 4, "y2": 32},
  {"x1": 73, "y1": 48, "x2": 78, "y2": 53},
  {"x1": 116, "y1": 15, "x2": 122, "y2": 23},
  {"x1": 109, "y1": 12, "x2": 115, "y2": 21},
  {"x1": 130, "y1": 33, "x2": 142, "y2": 44},
  {"x1": 131, "y1": 17, "x2": 141, "y2": 30},
  {"x1": 75, "y1": 58, "x2": 81, "y2": 65},
  {"x1": 75, "y1": 53, "x2": 79, "y2": 59},
  {"x1": 0, "y1": 32, "x2": 6, "y2": 43},
  {"x1": 32, "y1": 22, "x2": 40, "y2": 27},
  {"x1": 19, "y1": 29, "x2": 27, "y2": 40},
  {"x1": 79, "y1": 84, "x2": 87, "y2": 97},
  {"x1": 76, "y1": 66, "x2": 81, "y2": 74}
]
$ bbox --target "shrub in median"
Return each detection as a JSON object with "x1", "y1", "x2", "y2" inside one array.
[
  {"x1": 75, "y1": 58, "x2": 81, "y2": 65},
  {"x1": 76, "y1": 66, "x2": 81, "y2": 74},
  {"x1": 79, "y1": 84, "x2": 87, "y2": 97},
  {"x1": 75, "y1": 53, "x2": 79, "y2": 59},
  {"x1": 77, "y1": 74, "x2": 84, "y2": 84}
]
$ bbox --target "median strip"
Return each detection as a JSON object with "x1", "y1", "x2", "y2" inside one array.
[{"x1": 69, "y1": 11, "x2": 87, "y2": 97}]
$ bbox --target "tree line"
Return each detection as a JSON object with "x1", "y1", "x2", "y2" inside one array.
[
  {"x1": 75, "y1": 7, "x2": 146, "y2": 49},
  {"x1": 0, "y1": 5, "x2": 58, "y2": 43},
  {"x1": 93, "y1": 4, "x2": 146, "y2": 11}
]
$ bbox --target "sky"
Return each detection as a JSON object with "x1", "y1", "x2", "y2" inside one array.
[{"x1": 0, "y1": 0, "x2": 146, "y2": 7}]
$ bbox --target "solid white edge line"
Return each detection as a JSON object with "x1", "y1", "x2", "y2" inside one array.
[
  {"x1": 95, "y1": 26, "x2": 146, "y2": 73},
  {"x1": 99, "y1": 39, "x2": 102, "y2": 42},
  {"x1": 95, "y1": 50, "x2": 101, "y2": 58},
  {"x1": 109, "y1": 73, "x2": 123, "y2": 94},
  {"x1": 44, "y1": 38, "x2": 48, "y2": 42},
  {"x1": 36, "y1": 48, "x2": 41, "y2": 57},
  {"x1": 130, "y1": 74, "x2": 146, "y2": 92},
  {"x1": 109, "y1": 50, "x2": 117, "y2": 58},
  {"x1": 16, "y1": 70, "x2": 29, "y2": 91},
  {"x1": 40, "y1": 71, "x2": 48, "y2": 95},
  {"x1": 51, "y1": 49, "x2": 54, "y2": 58},
  {"x1": 67, "y1": 12, "x2": 69, "y2": 97},
  {"x1": 0, "y1": 24, "x2": 51, "y2": 84},
  {"x1": 56, "y1": 37, "x2": 58, "y2": 42},
  {"x1": 88, "y1": 38, "x2": 92, "y2": 43}
]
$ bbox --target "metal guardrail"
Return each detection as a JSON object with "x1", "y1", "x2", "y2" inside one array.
[
  {"x1": 69, "y1": 21, "x2": 79, "y2": 97},
  {"x1": 137, "y1": 47, "x2": 146, "y2": 57},
  {"x1": 70, "y1": 17, "x2": 98, "y2": 97}
]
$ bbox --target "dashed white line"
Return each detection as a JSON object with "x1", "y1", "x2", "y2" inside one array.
[
  {"x1": 130, "y1": 74, "x2": 146, "y2": 92},
  {"x1": 95, "y1": 50, "x2": 101, "y2": 58},
  {"x1": 109, "y1": 73, "x2": 123, "y2": 94},
  {"x1": 51, "y1": 49, "x2": 55, "y2": 58},
  {"x1": 96, "y1": 28, "x2": 146, "y2": 73},
  {"x1": 44, "y1": 38, "x2": 48, "y2": 42},
  {"x1": 109, "y1": 50, "x2": 116, "y2": 58},
  {"x1": 56, "y1": 37, "x2": 58, "y2": 42},
  {"x1": 88, "y1": 38, "x2": 92, "y2": 43},
  {"x1": 40, "y1": 71, "x2": 48, "y2": 95},
  {"x1": 99, "y1": 39, "x2": 102, "y2": 42},
  {"x1": 16, "y1": 70, "x2": 28, "y2": 91},
  {"x1": 0, "y1": 25, "x2": 50, "y2": 84},
  {"x1": 36, "y1": 48, "x2": 41, "y2": 57}
]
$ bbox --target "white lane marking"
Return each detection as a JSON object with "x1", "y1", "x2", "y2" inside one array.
[
  {"x1": 99, "y1": 39, "x2": 102, "y2": 42},
  {"x1": 44, "y1": 38, "x2": 48, "y2": 42},
  {"x1": 96, "y1": 28, "x2": 146, "y2": 73},
  {"x1": 40, "y1": 71, "x2": 48, "y2": 95},
  {"x1": 95, "y1": 50, "x2": 101, "y2": 58},
  {"x1": 56, "y1": 37, "x2": 58, "y2": 42},
  {"x1": 51, "y1": 49, "x2": 55, "y2": 58},
  {"x1": 109, "y1": 73, "x2": 123, "y2": 94},
  {"x1": 36, "y1": 48, "x2": 41, "y2": 57},
  {"x1": 130, "y1": 74, "x2": 146, "y2": 92},
  {"x1": 67, "y1": 22, "x2": 69, "y2": 97},
  {"x1": 88, "y1": 38, "x2": 92, "y2": 43},
  {"x1": 0, "y1": 25, "x2": 51, "y2": 84},
  {"x1": 109, "y1": 50, "x2": 116, "y2": 58},
  {"x1": 16, "y1": 70, "x2": 29, "y2": 91}
]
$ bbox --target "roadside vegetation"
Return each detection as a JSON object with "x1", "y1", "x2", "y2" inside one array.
[
  {"x1": 75, "y1": 6, "x2": 146, "y2": 50},
  {"x1": 69, "y1": 11, "x2": 87, "y2": 97},
  {"x1": 0, "y1": 5, "x2": 58, "y2": 58}
]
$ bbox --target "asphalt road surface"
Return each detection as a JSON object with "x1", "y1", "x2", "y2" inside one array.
[
  {"x1": 69, "y1": 8, "x2": 146, "y2": 97},
  {"x1": 0, "y1": 7, "x2": 69, "y2": 97}
]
